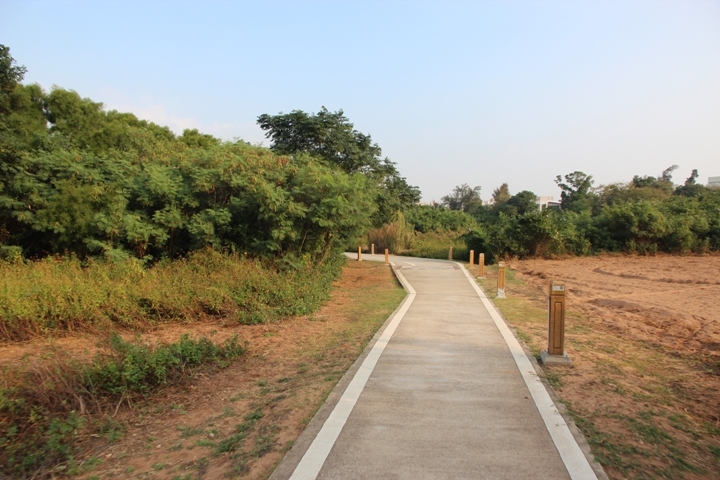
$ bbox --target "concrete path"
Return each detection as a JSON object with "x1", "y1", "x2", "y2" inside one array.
[{"x1": 271, "y1": 255, "x2": 602, "y2": 480}]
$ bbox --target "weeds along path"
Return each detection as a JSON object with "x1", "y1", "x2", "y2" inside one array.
[
  {"x1": 479, "y1": 254, "x2": 720, "y2": 479},
  {"x1": 0, "y1": 261, "x2": 406, "y2": 479}
]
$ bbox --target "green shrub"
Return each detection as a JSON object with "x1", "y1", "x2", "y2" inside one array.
[
  {"x1": 0, "y1": 245, "x2": 22, "y2": 263},
  {"x1": 0, "y1": 333, "x2": 246, "y2": 477},
  {"x1": 405, "y1": 205, "x2": 476, "y2": 233},
  {"x1": 85, "y1": 333, "x2": 246, "y2": 396},
  {"x1": 462, "y1": 227, "x2": 494, "y2": 264}
]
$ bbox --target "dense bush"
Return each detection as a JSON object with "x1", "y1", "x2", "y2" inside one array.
[
  {"x1": 1, "y1": 50, "x2": 382, "y2": 262},
  {"x1": 1, "y1": 114, "x2": 374, "y2": 261},
  {"x1": 450, "y1": 172, "x2": 720, "y2": 260},
  {"x1": 405, "y1": 204, "x2": 476, "y2": 233}
]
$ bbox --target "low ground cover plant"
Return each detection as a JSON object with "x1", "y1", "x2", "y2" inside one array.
[{"x1": 0, "y1": 333, "x2": 246, "y2": 477}]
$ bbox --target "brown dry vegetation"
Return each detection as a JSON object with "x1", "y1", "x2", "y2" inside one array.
[
  {"x1": 478, "y1": 254, "x2": 720, "y2": 479},
  {"x1": 1, "y1": 261, "x2": 405, "y2": 479}
]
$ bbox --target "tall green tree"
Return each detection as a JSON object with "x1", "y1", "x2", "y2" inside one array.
[
  {"x1": 0, "y1": 44, "x2": 26, "y2": 96},
  {"x1": 555, "y1": 171, "x2": 595, "y2": 211},
  {"x1": 441, "y1": 184, "x2": 481, "y2": 212},
  {"x1": 257, "y1": 107, "x2": 419, "y2": 226},
  {"x1": 674, "y1": 168, "x2": 706, "y2": 198},
  {"x1": 491, "y1": 183, "x2": 511, "y2": 205},
  {"x1": 500, "y1": 190, "x2": 539, "y2": 216}
]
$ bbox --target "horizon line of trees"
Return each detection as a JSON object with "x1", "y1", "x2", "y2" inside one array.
[
  {"x1": 3, "y1": 43, "x2": 718, "y2": 265},
  {"x1": 412, "y1": 166, "x2": 720, "y2": 259},
  {"x1": 0, "y1": 45, "x2": 419, "y2": 264}
]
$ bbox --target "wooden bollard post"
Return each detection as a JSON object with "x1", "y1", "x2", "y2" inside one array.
[
  {"x1": 540, "y1": 282, "x2": 571, "y2": 365},
  {"x1": 384, "y1": 248, "x2": 389, "y2": 265},
  {"x1": 496, "y1": 262, "x2": 506, "y2": 298},
  {"x1": 357, "y1": 246, "x2": 362, "y2": 262},
  {"x1": 469, "y1": 250, "x2": 474, "y2": 267},
  {"x1": 371, "y1": 243, "x2": 375, "y2": 255},
  {"x1": 478, "y1": 253, "x2": 485, "y2": 277},
  {"x1": 448, "y1": 247, "x2": 453, "y2": 260}
]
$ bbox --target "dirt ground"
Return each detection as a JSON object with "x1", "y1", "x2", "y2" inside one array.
[
  {"x1": 5, "y1": 254, "x2": 720, "y2": 479},
  {"x1": 0, "y1": 261, "x2": 405, "y2": 479},
  {"x1": 486, "y1": 254, "x2": 720, "y2": 479}
]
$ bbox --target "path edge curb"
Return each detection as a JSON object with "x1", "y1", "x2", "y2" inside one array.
[
  {"x1": 269, "y1": 260, "x2": 413, "y2": 480},
  {"x1": 456, "y1": 261, "x2": 608, "y2": 480}
]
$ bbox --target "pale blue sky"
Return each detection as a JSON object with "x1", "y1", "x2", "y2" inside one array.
[{"x1": 2, "y1": 0, "x2": 719, "y2": 202}]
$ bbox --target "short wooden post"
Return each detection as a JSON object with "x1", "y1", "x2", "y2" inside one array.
[
  {"x1": 448, "y1": 247, "x2": 453, "y2": 260},
  {"x1": 469, "y1": 250, "x2": 474, "y2": 266},
  {"x1": 496, "y1": 262, "x2": 506, "y2": 298},
  {"x1": 540, "y1": 282, "x2": 571, "y2": 365},
  {"x1": 478, "y1": 253, "x2": 485, "y2": 277},
  {"x1": 384, "y1": 248, "x2": 389, "y2": 265},
  {"x1": 357, "y1": 246, "x2": 362, "y2": 262},
  {"x1": 371, "y1": 243, "x2": 375, "y2": 255}
]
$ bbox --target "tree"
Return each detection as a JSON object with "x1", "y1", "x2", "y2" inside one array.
[
  {"x1": 631, "y1": 171, "x2": 674, "y2": 194},
  {"x1": 555, "y1": 171, "x2": 595, "y2": 211},
  {"x1": 491, "y1": 183, "x2": 511, "y2": 205},
  {"x1": 675, "y1": 169, "x2": 706, "y2": 198},
  {"x1": 180, "y1": 128, "x2": 220, "y2": 148},
  {"x1": 661, "y1": 165, "x2": 678, "y2": 183},
  {"x1": 43, "y1": 87, "x2": 106, "y2": 148},
  {"x1": 0, "y1": 44, "x2": 26, "y2": 95},
  {"x1": 258, "y1": 107, "x2": 381, "y2": 174},
  {"x1": 502, "y1": 190, "x2": 539, "y2": 216},
  {"x1": 441, "y1": 184, "x2": 481, "y2": 212},
  {"x1": 257, "y1": 107, "x2": 419, "y2": 226}
]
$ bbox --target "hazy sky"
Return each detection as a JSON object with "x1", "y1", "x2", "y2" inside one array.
[{"x1": 3, "y1": 0, "x2": 719, "y2": 202}]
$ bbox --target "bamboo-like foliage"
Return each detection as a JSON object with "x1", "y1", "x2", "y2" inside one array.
[{"x1": 366, "y1": 211, "x2": 414, "y2": 253}]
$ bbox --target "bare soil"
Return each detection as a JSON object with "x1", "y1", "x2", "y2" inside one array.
[
  {"x1": 1, "y1": 261, "x2": 405, "y2": 479},
  {"x1": 484, "y1": 254, "x2": 720, "y2": 479}
]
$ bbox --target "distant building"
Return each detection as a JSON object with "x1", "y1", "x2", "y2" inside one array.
[
  {"x1": 708, "y1": 176, "x2": 720, "y2": 188},
  {"x1": 536, "y1": 196, "x2": 555, "y2": 209}
]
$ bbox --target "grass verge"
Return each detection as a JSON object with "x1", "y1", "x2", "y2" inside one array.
[{"x1": 0, "y1": 248, "x2": 343, "y2": 341}]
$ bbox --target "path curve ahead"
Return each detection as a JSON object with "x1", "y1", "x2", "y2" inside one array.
[{"x1": 271, "y1": 254, "x2": 604, "y2": 480}]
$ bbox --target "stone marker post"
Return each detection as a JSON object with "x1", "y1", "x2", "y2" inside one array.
[
  {"x1": 540, "y1": 282, "x2": 572, "y2": 365},
  {"x1": 385, "y1": 249, "x2": 389, "y2": 265},
  {"x1": 357, "y1": 246, "x2": 362, "y2": 262},
  {"x1": 448, "y1": 247, "x2": 453, "y2": 260},
  {"x1": 469, "y1": 250, "x2": 475, "y2": 266},
  {"x1": 496, "y1": 262, "x2": 506, "y2": 298},
  {"x1": 371, "y1": 243, "x2": 375, "y2": 255},
  {"x1": 478, "y1": 253, "x2": 485, "y2": 277}
]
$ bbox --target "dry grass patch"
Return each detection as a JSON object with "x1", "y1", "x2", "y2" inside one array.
[
  {"x1": 8, "y1": 259, "x2": 405, "y2": 479},
  {"x1": 476, "y1": 256, "x2": 720, "y2": 479}
]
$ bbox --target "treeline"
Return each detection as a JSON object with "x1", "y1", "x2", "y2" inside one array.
[
  {"x1": 415, "y1": 168, "x2": 720, "y2": 261},
  {"x1": 0, "y1": 45, "x2": 418, "y2": 264},
  {"x1": 4, "y1": 43, "x2": 718, "y2": 266}
]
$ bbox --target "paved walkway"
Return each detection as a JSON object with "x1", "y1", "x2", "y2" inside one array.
[{"x1": 271, "y1": 255, "x2": 601, "y2": 480}]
